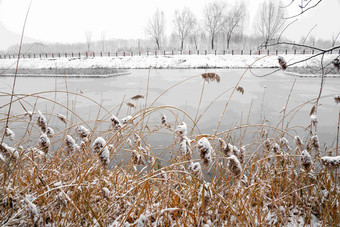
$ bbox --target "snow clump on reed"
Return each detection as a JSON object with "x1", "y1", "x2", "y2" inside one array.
[
  {"x1": 37, "y1": 110, "x2": 47, "y2": 132},
  {"x1": 38, "y1": 134, "x2": 50, "y2": 154},
  {"x1": 197, "y1": 137, "x2": 213, "y2": 166}
]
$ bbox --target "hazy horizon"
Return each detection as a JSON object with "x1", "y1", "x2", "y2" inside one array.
[{"x1": 0, "y1": 0, "x2": 339, "y2": 51}]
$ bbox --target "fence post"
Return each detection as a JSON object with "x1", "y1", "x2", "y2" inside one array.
[
  {"x1": 205, "y1": 50, "x2": 207, "y2": 55},
  {"x1": 312, "y1": 49, "x2": 314, "y2": 55},
  {"x1": 164, "y1": 50, "x2": 165, "y2": 55},
  {"x1": 100, "y1": 52, "x2": 102, "y2": 57},
  {"x1": 285, "y1": 50, "x2": 287, "y2": 55},
  {"x1": 303, "y1": 49, "x2": 305, "y2": 54},
  {"x1": 147, "y1": 51, "x2": 149, "y2": 56},
  {"x1": 65, "y1": 53, "x2": 67, "y2": 58},
  {"x1": 108, "y1": 52, "x2": 110, "y2": 57},
  {"x1": 214, "y1": 50, "x2": 217, "y2": 55},
  {"x1": 276, "y1": 50, "x2": 278, "y2": 55},
  {"x1": 0, "y1": 55, "x2": 2, "y2": 59},
  {"x1": 79, "y1": 52, "x2": 81, "y2": 58},
  {"x1": 85, "y1": 52, "x2": 88, "y2": 58},
  {"x1": 139, "y1": 51, "x2": 141, "y2": 56},
  {"x1": 258, "y1": 50, "x2": 260, "y2": 55},
  {"x1": 123, "y1": 52, "x2": 125, "y2": 57},
  {"x1": 223, "y1": 50, "x2": 225, "y2": 55},
  {"x1": 155, "y1": 51, "x2": 157, "y2": 56},
  {"x1": 294, "y1": 49, "x2": 296, "y2": 55},
  {"x1": 189, "y1": 50, "x2": 191, "y2": 55},
  {"x1": 180, "y1": 50, "x2": 182, "y2": 55},
  {"x1": 267, "y1": 50, "x2": 269, "y2": 55},
  {"x1": 232, "y1": 50, "x2": 234, "y2": 55},
  {"x1": 172, "y1": 50, "x2": 174, "y2": 55},
  {"x1": 52, "y1": 53, "x2": 54, "y2": 58},
  {"x1": 241, "y1": 50, "x2": 243, "y2": 55},
  {"x1": 58, "y1": 53, "x2": 60, "y2": 58},
  {"x1": 28, "y1": 54, "x2": 30, "y2": 58},
  {"x1": 93, "y1": 52, "x2": 95, "y2": 57},
  {"x1": 197, "y1": 50, "x2": 199, "y2": 55},
  {"x1": 116, "y1": 52, "x2": 118, "y2": 57},
  {"x1": 250, "y1": 50, "x2": 252, "y2": 55}
]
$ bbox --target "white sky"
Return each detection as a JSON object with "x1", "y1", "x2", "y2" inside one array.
[{"x1": 0, "y1": 0, "x2": 339, "y2": 45}]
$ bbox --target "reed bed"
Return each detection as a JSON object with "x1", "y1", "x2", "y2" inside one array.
[{"x1": 0, "y1": 68, "x2": 339, "y2": 226}]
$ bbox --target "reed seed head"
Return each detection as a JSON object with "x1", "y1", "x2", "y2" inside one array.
[
  {"x1": 37, "y1": 110, "x2": 47, "y2": 133},
  {"x1": 65, "y1": 135, "x2": 76, "y2": 153},
  {"x1": 56, "y1": 113, "x2": 67, "y2": 124},
  {"x1": 278, "y1": 56, "x2": 287, "y2": 70},
  {"x1": 198, "y1": 137, "x2": 212, "y2": 166},
  {"x1": 320, "y1": 156, "x2": 340, "y2": 169},
  {"x1": 201, "y1": 72, "x2": 221, "y2": 83},
  {"x1": 75, "y1": 125, "x2": 90, "y2": 138},
  {"x1": 176, "y1": 122, "x2": 187, "y2": 137},
  {"x1": 131, "y1": 94, "x2": 144, "y2": 100},
  {"x1": 5, "y1": 127, "x2": 15, "y2": 140},
  {"x1": 46, "y1": 127, "x2": 55, "y2": 138},
  {"x1": 334, "y1": 95, "x2": 340, "y2": 104},
  {"x1": 39, "y1": 134, "x2": 50, "y2": 154},
  {"x1": 236, "y1": 86, "x2": 244, "y2": 95}
]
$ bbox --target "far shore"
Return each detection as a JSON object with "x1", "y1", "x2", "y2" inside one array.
[{"x1": 0, "y1": 54, "x2": 339, "y2": 77}]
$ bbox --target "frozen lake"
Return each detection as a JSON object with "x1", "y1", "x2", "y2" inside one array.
[{"x1": 1, "y1": 68, "x2": 339, "y2": 150}]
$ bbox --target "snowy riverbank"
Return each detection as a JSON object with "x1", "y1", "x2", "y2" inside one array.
[{"x1": 0, "y1": 54, "x2": 338, "y2": 70}]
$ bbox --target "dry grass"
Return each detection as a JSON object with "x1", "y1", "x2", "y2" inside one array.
[{"x1": 0, "y1": 69, "x2": 339, "y2": 226}]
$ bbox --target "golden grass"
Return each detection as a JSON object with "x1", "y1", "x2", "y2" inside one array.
[{"x1": 0, "y1": 70, "x2": 339, "y2": 226}]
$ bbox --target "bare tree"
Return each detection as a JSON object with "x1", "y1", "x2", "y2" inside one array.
[
  {"x1": 255, "y1": 0, "x2": 285, "y2": 49},
  {"x1": 204, "y1": 1, "x2": 227, "y2": 50},
  {"x1": 189, "y1": 26, "x2": 202, "y2": 50},
  {"x1": 84, "y1": 31, "x2": 92, "y2": 54},
  {"x1": 331, "y1": 32, "x2": 340, "y2": 47},
  {"x1": 100, "y1": 32, "x2": 106, "y2": 53},
  {"x1": 223, "y1": 1, "x2": 246, "y2": 49},
  {"x1": 173, "y1": 8, "x2": 197, "y2": 50},
  {"x1": 145, "y1": 9, "x2": 166, "y2": 50}
]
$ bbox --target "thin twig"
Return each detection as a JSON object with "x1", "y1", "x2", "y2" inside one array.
[{"x1": 1, "y1": 0, "x2": 32, "y2": 144}]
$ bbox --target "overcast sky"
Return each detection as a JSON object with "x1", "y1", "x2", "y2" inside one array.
[{"x1": 0, "y1": 0, "x2": 339, "y2": 50}]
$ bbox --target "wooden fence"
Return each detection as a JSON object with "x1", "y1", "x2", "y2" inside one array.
[{"x1": 0, "y1": 49, "x2": 339, "y2": 59}]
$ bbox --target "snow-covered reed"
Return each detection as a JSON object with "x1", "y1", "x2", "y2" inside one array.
[{"x1": 0, "y1": 69, "x2": 338, "y2": 226}]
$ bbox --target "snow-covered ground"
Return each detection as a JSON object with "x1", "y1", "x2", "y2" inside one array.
[{"x1": 0, "y1": 54, "x2": 337, "y2": 69}]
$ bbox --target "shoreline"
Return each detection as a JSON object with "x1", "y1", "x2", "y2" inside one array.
[{"x1": 0, "y1": 54, "x2": 339, "y2": 77}]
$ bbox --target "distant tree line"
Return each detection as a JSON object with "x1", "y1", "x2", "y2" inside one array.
[{"x1": 1, "y1": 0, "x2": 338, "y2": 55}]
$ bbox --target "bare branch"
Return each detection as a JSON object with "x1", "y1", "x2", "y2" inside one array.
[
  {"x1": 277, "y1": 18, "x2": 298, "y2": 42},
  {"x1": 302, "y1": 24, "x2": 317, "y2": 45},
  {"x1": 284, "y1": 0, "x2": 323, "y2": 19},
  {"x1": 250, "y1": 45, "x2": 340, "y2": 78}
]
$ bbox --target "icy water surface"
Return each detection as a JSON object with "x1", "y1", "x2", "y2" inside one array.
[{"x1": 1, "y1": 69, "x2": 339, "y2": 151}]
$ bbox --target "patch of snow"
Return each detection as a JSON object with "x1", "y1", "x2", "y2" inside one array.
[{"x1": 1, "y1": 54, "x2": 337, "y2": 71}]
